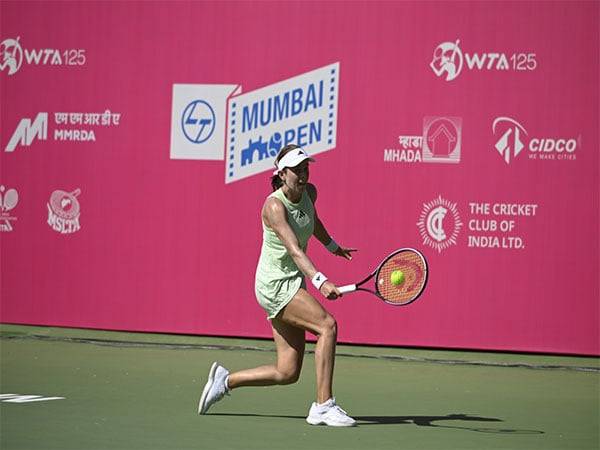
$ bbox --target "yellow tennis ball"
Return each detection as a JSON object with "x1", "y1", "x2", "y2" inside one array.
[{"x1": 391, "y1": 270, "x2": 405, "y2": 286}]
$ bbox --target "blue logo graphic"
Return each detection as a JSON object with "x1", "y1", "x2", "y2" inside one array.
[
  {"x1": 181, "y1": 100, "x2": 215, "y2": 144},
  {"x1": 241, "y1": 133, "x2": 282, "y2": 166}
]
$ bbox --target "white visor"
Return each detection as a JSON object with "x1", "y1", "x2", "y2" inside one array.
[{"x1": 272, "y1": 147, "x2": 315, "y2": 175}]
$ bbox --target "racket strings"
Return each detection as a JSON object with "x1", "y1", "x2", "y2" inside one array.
[{"x1": 376, "y1": 251, "x2": 427, "y2": 304}]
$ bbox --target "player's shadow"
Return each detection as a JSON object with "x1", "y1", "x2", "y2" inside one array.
[
  {"x1": 354, "y1": 413, "x2": 545, "y2": 434},
  {"x1": 211, "y1": 412, "x2": 544, "y2": 434}
]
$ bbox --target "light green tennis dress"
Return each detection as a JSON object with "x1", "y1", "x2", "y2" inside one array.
[{"x1": 255, "y1": 188, "x2": 315, "y2": 319}]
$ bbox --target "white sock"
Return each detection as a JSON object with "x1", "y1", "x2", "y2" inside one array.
[{"x1": 316, "y1": 398, "x2": 333, "y2": 408}]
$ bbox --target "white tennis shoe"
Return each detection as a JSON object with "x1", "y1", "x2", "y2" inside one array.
[
  {"x1": 306, "y1": 398, "x2": 356, "y2": 427},
  {"x1": 198, "y1": 362, "x2": 230, "y2": 414}
]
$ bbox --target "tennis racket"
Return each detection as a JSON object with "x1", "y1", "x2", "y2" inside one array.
[{"x1": 338, "y1": 248, "x2": 428, "y2": 306}]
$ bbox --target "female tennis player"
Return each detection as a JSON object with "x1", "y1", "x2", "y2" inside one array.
[{"x1": 198, "y1": 144, "x2": 357, "y2": 427}]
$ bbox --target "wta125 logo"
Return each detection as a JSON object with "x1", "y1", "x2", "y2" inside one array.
[
  {"x1": 1, "y1": 36, "x2": 86, "y2": 76},
  {"x1": 430, "y1": 39, "x2": 537, "y2": 81},
  {"x1": 492, "y1": 117, "x2": 580, "y2": 164}
]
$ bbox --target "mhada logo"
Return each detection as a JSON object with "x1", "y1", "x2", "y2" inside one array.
[{"x1": 384, "y1": 117, "x2": 462, "y2": 164}]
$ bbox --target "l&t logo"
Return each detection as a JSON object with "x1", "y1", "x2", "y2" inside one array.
[{"x1": 181, "y1": 100, "x2": 215, "y2": 144}]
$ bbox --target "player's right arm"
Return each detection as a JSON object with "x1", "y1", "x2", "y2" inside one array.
[{"x1": 262, "y1": 197, "x2": 340, "y2": 300}]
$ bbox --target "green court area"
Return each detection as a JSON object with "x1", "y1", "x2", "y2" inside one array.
[{"x1": 1, "y1": 324, "x2": 598, "y2": 450}]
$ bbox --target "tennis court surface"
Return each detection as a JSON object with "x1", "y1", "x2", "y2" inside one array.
[{"x1": 1, "y1": 324, "x2": 598, "y2": 450}]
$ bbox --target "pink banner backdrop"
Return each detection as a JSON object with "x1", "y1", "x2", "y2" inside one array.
[{"x1": 1, "y1": 1, "x2": 598, "y2": 355}]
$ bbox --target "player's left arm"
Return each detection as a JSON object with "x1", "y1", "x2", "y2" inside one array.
[{"x1": 307, "y1": 183, "x2": 357, "y2": 261}]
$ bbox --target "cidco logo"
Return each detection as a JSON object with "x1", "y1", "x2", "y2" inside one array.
[
  {"x1": 492, "y1": 117, "x2": 579, "y2": 164},
  {"x1": 493, "y1": 117, "x2": 527, "y2": 164},
  {"x1": 181, "y1": 100, "x2": 216, "y2": 144}
]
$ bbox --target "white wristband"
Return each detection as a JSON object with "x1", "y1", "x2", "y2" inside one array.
[
  {"x1": 325, "y1": 238, "x2": 339, "y2": 253},
  {"x1": 311, "y1": 272, "x2": 328, "y2": 290}
]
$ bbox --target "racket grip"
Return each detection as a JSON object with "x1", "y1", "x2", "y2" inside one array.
[{"x1": 338, "y1": 284, "x2": 357, "y2": 294}]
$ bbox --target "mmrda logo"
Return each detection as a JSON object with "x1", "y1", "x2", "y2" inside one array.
[
  {"x1": 417, "y1": 196, "x2": 463, "y2": 253},
  {"x1": 4, "y1": 113, "x2": 47, "y2": 152},
  {"x1": 4, "y1": 110, "x2": 116, "y2": 152},
  {"x1": 430, "y1": 39, "x2": 537, "y2": 82},
  {"x1": 493, "y1": 117, "x2": 579, "y2": 163}
]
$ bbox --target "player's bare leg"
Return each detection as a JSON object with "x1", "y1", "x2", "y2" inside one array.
[
  {"x1": 277, "y1": 288, "x2": 337, "y2": 403},
  {"x1": 227, "y1": 319, "x2": 305, "y2": 387}
]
